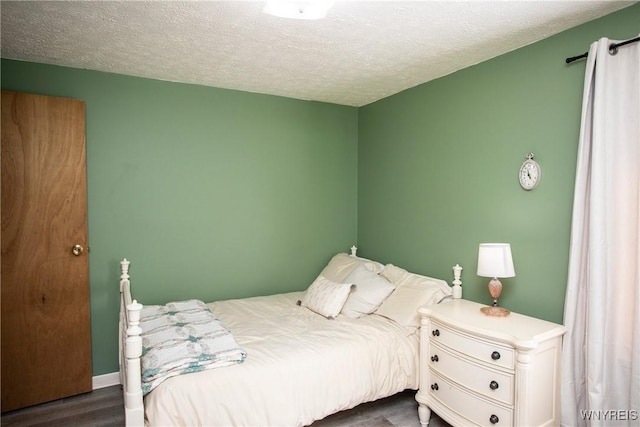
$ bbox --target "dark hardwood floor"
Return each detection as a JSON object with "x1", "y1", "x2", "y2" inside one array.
[
  {"x1": 1, "y1": 386, "x2": 125, "y2": 427},
  {"x1": 1, "y1": 386, "x2": 451, "y2": 427},
  {"x1": 312, "y1": 390, "x2": 451, "y2": 427}
]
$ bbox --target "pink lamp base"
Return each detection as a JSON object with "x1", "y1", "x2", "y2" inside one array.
[
  {"x1": 480, "y1": 305, "x2": 510, "y2": 317},
  {"x1": 481, "y1": 277, "x2": 510, "y2": 316}
]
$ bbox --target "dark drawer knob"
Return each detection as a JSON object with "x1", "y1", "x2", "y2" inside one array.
[
  {"x1": 491, "y1": 351, "x2": 501, "y2": 360},
  {"x1": 432, "y1": 329, "x2": 440, "y2": 337},
  {"x1": 430, "y1": 383, "x2": 439, "y2": 391},
  {"x1": 490, "y1": 414, "x2": 499, "y2": 424},
  {"x1": 490, "y1": 380, "x2": 499, "y2": 390},
  {"x1": 431, "y1": 355, "x2": 439, "y2": 362}
]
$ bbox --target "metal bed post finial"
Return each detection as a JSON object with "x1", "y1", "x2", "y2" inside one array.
[
  {"x1": 120, "y1": 258, "x2": 131, "y2": 292},
  {"x1": 452, "y1": 264, "x2": 463, "y2": 299}
]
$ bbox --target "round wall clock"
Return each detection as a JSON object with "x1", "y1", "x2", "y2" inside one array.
[{"x1": 519, "y1": 153, "x2": 541, "y2": 190}]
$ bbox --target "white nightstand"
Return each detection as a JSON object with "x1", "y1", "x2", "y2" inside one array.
[{"x1": 415, "y1": 299, "x2": 566, "y2": 427}]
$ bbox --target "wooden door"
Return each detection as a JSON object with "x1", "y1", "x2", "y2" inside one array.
[{"x1": 1, "y1": 91, "x2": 92, "y2": 412}]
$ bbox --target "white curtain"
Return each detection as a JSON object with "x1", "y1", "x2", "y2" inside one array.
[{"x1": 562, "y1": 36, "x2": 640, "y2": 426}]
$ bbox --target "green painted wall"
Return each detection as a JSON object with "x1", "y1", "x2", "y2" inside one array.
[
  {"x1": 1, "y1": 63, "x2": 358, "y2": 375},
  {"x1": 357, "y1": 4, "x2": 639, "y2": 324},
  {"x1": 2, "y1": 3, "x2": 638, "y2": 377}
]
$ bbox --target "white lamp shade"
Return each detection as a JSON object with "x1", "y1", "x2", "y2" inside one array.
[{"x1": 477, "y1": 243, "x2": 516, "y2": 278}]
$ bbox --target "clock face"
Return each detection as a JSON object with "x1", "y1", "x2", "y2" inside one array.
[{"x1": 519, "y1": 159, "x2": 540, "y2": 190}]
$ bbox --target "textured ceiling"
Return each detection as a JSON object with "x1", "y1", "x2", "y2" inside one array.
[{"x1": 1, "y1": 1, "x2": 635, "y2": 106}]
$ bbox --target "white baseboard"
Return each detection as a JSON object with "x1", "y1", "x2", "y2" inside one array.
[{"x1": 93, "y1": 372, "x2": 120, "y2": 390}]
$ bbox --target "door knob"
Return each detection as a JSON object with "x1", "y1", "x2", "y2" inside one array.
[{"x1": 72, "y1": 244, "x2": 84, "y2": 256}]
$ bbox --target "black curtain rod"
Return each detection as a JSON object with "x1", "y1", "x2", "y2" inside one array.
[{"x1": 566, "y1": 36, "x2": 640, "y2": 63}]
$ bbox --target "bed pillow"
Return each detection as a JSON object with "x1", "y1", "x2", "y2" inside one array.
[
  {"x1": 374, "y1": 264, "x2": 452, "y2": 330},
  {"x1": 300, "y1": 275, "x2": 355, "y2": 319},
  {"x1": 341, "y1": 265, "x2": 396, "y2": 318},
  {"x1": 320, "y1": 253, "x2": 384, "y2": 283}
]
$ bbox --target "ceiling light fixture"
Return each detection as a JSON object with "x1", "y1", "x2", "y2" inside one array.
[{"x1": 263, "y1": 0, "x2": 335, "y2": 20}]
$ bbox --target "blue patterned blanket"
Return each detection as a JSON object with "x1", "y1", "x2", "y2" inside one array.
[{"x1": 140, "y1": 299, "x2": 247, "y2": 395}]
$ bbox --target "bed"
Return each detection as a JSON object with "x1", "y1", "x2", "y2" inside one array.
[{"x1": 119, "y1": 247, "x2": 459, "y2": 426}]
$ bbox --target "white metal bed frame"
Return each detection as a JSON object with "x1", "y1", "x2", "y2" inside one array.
[{"x1": 118, "y1": 247, "x2": 461, "y2": 426}]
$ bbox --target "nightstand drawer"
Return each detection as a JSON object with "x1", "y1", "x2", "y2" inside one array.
[
  {"x1": 429, "y1": 342, "x2": 514, "y2": 405},
  {"x1": 430, "y1": 320, "x2": 515, "y2": 370},
  {"x1": 428, "y1": 371, "x2": 513, "y2": 426}
]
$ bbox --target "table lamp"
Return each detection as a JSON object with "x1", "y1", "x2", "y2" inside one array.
[{"x1": 477, "y1": 243, "x2": 515, "y2": 317}]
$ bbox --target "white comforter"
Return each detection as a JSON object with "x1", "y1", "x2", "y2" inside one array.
[{"x1": 144, "y1": 291, "x2": 419, "y2": 426}]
